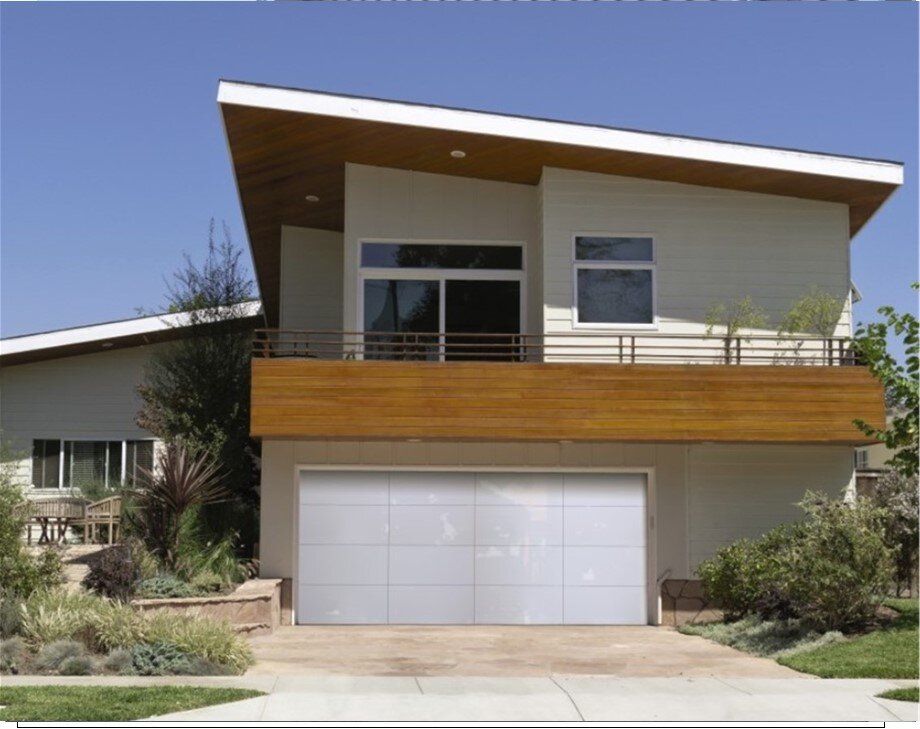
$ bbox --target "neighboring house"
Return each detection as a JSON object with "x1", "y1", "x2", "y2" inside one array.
[
  {"x1": 201, "y1": 82, "x2": 904, "y2": 626},
  {"x1": 855, "y1": 406, "x2": 908, "y2": 494},
  {"x1": 0, "y1": 304, "x2": 261, "y2": 497}
]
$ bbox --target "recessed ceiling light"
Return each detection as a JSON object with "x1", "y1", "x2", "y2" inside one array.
[
  {"x1": 304, "y1": 195, "x2": 320, "y2": 203},
  {"x1": 101, "y1": 342, "x2": 114, "y2": 349},
  {"x1": 450, "y1": 150, "x2": 466, "y2": 159}
]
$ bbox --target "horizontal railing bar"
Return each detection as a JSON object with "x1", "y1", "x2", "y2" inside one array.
[{"x1": 254, "y1": 329, "x2": 850, "y2": 342}]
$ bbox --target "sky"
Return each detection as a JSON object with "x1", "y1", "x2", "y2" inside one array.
[{"x1": 1, "y1": 3, "x2": 917, "y2": 347}]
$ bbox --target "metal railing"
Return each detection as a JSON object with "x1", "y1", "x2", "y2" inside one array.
[{"x1": 253, "y1": 329, "x2": 859, "y2": 366}]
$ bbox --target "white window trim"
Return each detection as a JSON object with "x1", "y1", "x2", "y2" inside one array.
[
  {"x1": 31, "y1": 438, "x2": 156, "y2": 490},
  {"x1": 357, "y1": 239, "x2": 527, "y2": 361},
  {"x1": 571, "y1": 233, "x2": 658, "y2": 331}
]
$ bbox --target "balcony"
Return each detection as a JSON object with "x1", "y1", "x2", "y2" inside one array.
[{"x1": 250, "y1": 330, "x2": 885, "y2": 444}]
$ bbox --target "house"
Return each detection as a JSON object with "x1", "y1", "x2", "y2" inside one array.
[
  {"x1": 224, "y1": 81, "x2": 897, "y2": 627},
  {"x1": 0, "y1": 303, "x2": 261, "y2": 497}
]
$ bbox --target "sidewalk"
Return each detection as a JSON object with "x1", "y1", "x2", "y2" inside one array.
[{"x1": 4, "y1": 675, "x2": 917, "y2": 722}]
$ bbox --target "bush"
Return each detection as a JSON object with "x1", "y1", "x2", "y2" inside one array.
[
  {"x1": 59, "y1": 654, "x2": 96, "y2": 676},
  {"x1": 144, "y1": 612, "x2": 252, "y2": 672},
  {"x1": 0, "y1": 477, "x2": 64, "y2": 596},
  {"x1": 102, "y1": 648, "x2": 135, "y2": 675},
  {"x1": 82, "y1": 547, "x2": 139, "y2": 601},
  {"x1": 0, "y1": 636, "x2": 28, "y2": 673},
  {"x1": 130, "y1": 642, "x2": 193, "y2": 676},
  {"x1": 868, "y1": 471, "x2": 919, "y2": 595},
  {"x1": 135, "y1": 576, "x2": 204, "y2": 599},
  {"x1": 698, "y1": 492, "x2": 895, "y2": 631},
  {"x1": 20, "y1": 591, "x2": 98, "y2": 647},
  {"x1": 0, "y1": 589, "x2": 24, "y2": 638},
  {"x1": 34, "y1": 640, "x2": 85, "y2": 672},
  {"x1": 179, "y1": 530, "x2": 251, "y2": 587},
  {"x1": 88, "y1": 600, "x2": 145, "y2": 651}
]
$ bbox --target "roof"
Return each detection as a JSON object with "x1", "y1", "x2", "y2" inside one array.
[
  {"x1": 0, "y1": 301, "x2": 262, "y2": 367},
  {"x1": 218, "y1": 80, "x2": 904, "y2": 325}
]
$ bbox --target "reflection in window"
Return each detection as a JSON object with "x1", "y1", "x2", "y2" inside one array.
[
  {"x1": 574, "y1": 236, "x2": 655, "y2": 325},
  {"x1": 361, "y1": 243, "x2": 522, "y2": 270},
  {"x1": 364, "y1": 279, "x2": 440, "y2": 360}
]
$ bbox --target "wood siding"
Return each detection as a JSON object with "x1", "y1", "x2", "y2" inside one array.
[{"x1": 251, "y1": 359, "x2": 884, "y2": 444}]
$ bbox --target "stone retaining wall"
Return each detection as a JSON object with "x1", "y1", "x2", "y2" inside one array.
[
  {"x1": 133, "y1": 578, "x2": 282, "y2": 636},
  {"x1": 660, "y1": 579, "x2": 722, "y2": 627}
]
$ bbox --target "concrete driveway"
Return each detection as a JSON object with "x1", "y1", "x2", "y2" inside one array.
[{"x1": 247, "y1": 625, "x2": 800, "y2": 677}]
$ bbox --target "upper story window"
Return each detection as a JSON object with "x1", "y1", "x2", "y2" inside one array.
[
  {"x1": 32, "y1": 439, "x2": 155, "y2": 490},
  {"x1": 361, "y1": 242, "x2": 523, "y2": 270},
  {"x1": 573, "y1": 236, "x2": 656, "y2": 326}
]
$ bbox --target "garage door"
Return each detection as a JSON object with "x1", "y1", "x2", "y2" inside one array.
[{"x1": 297, "y1": 471, "x2": 647, "y2": 624}]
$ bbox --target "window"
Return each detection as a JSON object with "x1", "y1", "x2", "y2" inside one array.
[
  {"x1": 360, "y1": 241, "x2": 524, "y2": 361},
  {"x1": 31, "y1": 439, "x2": 155, "y2": 490},
  {"x1": 574, "y1": 236, "x2": 655, "y2": 326},
  {"x1": 854, "y1": 449, "x2": 869, "y2": 470}
]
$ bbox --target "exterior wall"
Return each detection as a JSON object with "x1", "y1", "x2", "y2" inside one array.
[
  {"x1": 342, "y1": 163, "x2": 539, "y2": 333},
  {"x1": 279, "y1": 226, "x2": 344, "y2": 331},
  {"x1": 540, "y1": 167, "x2": 852, "y2": 341},
  {"x1": 687, "y1": 444, "x2": 854, "y2": 570},
  {"x1": 0, "y1": 346, "x2": 161, "y2": 488}
]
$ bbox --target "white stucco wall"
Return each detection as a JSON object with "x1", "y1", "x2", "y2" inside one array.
[
  {"x1": 279, "y1": 226, "x2": 344, "y2": 331},
  {"x1": 0, "y1": 345, "x2": 162, "y2": 487}
]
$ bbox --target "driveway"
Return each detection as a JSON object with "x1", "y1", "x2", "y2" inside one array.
[{"x1": 247, "y1": 625, "x2": 801, "y2": 677}]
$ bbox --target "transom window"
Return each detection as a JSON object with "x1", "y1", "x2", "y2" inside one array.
[
  {"x1": 32, "y1": 439, "x2": 155, "y2": 490},
  {"x1": 359, "y1": 241, "x2": 524, "y2": 361},
  {"x1": 573, "y1": 236, "x2": 656, "y2": 326}
]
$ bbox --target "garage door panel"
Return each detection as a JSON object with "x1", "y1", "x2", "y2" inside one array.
[
  {"x1": 299, "y1": 585, "x2": 388, "y2": 624},
  {"x1": 564, "y1": 474, "x2": 646, "y2": 507},
  {"x1": 389, "y1": 546, "x2": 474, "y2": 585},
  {"x1": 299, "y1": 505, "x2": 389, "y2": 545},
  {"x1": 476, "y1": 585, "x2": 564, "y2": 624},
  {"x1": 389, "y1": 505, "x2": 475, "y2": 545},
  {"x1": 389, "y1": 472, "x2": 475, "y2": 505},
  {"x1": 476, "y1": 473, "x2": 564, "y2": 506},
  {"x1": 563, "y1": 506, "x2": 647, "y2": 546},
  {"x1": 475, "y1": 545, "x2": 563, "y2": 586},
  {"x1": 564, "y1": 586, "x2": 647, "y2": 624},
  {"x1": 563, "y1": 546, "x2": 646, "y2": 586},
  {"x1": 300, "y1": 471, "x2": 388, "y2": 505},
  {"x1": 299, "y1": 545, "x2": 387, "y2": 585},
  {"x1": 475, "y1": 506, "x2": 563, "y2": 546},
  {"x1": 389, "y1": 586, "x2": 474, "y2": 624}
]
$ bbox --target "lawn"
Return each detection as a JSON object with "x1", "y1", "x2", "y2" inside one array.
[
  {"x1": 0, "y1": 686, "x2": 264, "y2": 722},
  {"x1": 878, "y1": 687, "x2": 920, "y2": 703},
  {"x1": 777, "y1": 599, "x2": 919, "y2": 679}
]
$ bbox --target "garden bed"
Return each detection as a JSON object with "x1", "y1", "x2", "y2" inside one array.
[{"x1": 132, "y1": 578, "x2": 281, "y2": 636}]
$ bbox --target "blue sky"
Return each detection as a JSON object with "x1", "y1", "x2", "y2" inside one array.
[{"x1": 2, "y1": 3, "x2": 917, "y2": 343}]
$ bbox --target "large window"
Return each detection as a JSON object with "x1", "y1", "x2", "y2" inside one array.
[
  {"x1": 360, "y1": 241, "x2": 524, "y2": 361},
  {"x1": 31, "y1": 439, "x2": 155, "y2": 490},
  {"x1": 573, "y1": 236, "x2": 655, "y2": 326}
]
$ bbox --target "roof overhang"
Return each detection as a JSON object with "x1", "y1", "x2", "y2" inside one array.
[
  {"x1": 218, "y1": 80, "x2": 904, "y2": 325},
  {"x1": 0, "y1": 301, "x2": 262, "y2": 367}
]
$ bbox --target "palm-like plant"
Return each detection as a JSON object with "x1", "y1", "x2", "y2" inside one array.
[{"x1": 129, "y1": 443, "x2": 229, "y2": 572}]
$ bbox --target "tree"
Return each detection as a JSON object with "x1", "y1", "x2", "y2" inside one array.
[
  {"x1": 705, "y1": 296, "x2": 769, "y2": 364},
  {"x1": 136, "y1": 220, "x2": 260, "y2": 550},
  {"x1": 868, "y1": 471, "x2": 919, "y2": 596},
  {"x1": 778, "y1": 287, "x2": 845, "y2": 338},
  {"x1": 852, "y1": 286, "x2": 919, "y2": 477}
]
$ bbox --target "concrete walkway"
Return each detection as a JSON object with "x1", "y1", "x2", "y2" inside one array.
[
  {"x1": 248, "y1": 625, "x2": 800, "y2": 677},
  {"x1": 4, "y1": 675, "x2": 916, "y2": 722}
]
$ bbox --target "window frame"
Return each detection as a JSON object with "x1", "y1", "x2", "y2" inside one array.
[
  {"x1": 357, "y1": 239, "x2": 527, "y2": 360},
  {"x1": 31, "y1": 438, "x2": 157, "y2": 490},
  {"x1": 571, "y1": 233, "x2": 658, "y2": 330}
]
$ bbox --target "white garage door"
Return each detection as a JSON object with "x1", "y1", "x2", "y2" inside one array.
[{"x1": 297, "y1": 471, "x2": 648, "y2": 625}]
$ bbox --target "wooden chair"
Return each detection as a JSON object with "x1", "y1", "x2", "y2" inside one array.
[{"x1": 72, "y1": 496, "x2": 123, "y2": 545}]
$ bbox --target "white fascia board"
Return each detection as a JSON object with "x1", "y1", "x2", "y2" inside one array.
[
  {"x1": 0, "y1": 301, "x2": 261, "y2": 357},
  {"x1": 218, "y1": 81, "x2": 904, "y2": 187}
]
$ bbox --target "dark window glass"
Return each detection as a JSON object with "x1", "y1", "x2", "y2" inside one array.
[
  {"x1": 65, "y1": 441, "x2": 108, "y2": 489},
  {"x1": 445, "y1": 280, "x2": 521, "y2": 361},
  {"x1": 364, "y1": 279, "x2": 440, "y2": 360},
  {"x1": 107, "y1": 441, "x2": 123, "y2": 486},
  {"x1": 32, "y1": 440, "x2": 60, "y2": 489},
  {"x1": 575, "y1": 237, "x2": 653, "y2": 262},
  {"x1": 362, "y1": 243, "x2": 522, "y2": 270},
  {"x1": 125, "y1": 441, "x2": 155, "y2": 486},
  {"x1": 577, "y1": 269, "x2": 653, "y2": 324}
]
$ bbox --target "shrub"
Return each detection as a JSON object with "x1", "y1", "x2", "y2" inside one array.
[
  {"x1": 59, "y1": 654, "x2": 95, "y2": 675},
  {"x1": 698, "y1": 492, "x2": 895, "y2": 631},
  {"x1": 130, "y1": 641, "x2": 192, "y2": 676},
  {"x1": 188, "y1": 570, "x2": 225, "y2": 594},
  {"x1": 179, "y1": 530, "x2": 251, "y2": 587},
  {"x1": 34, "y1": 640, "x2": 85, "y2": 672},
  {"x1": 0, "y1": 636, "x2": 28, "y2": 673},
  {"x1": 144, "y1": 612, "x2": 252, "y2": 672},
  {"x1": 136, "y1": 576, "x2": 204, "y2": 599},
  {"x1": 0, "y1": 589, "x2": 24, "y2": 638},
  {"x1": 0, "y1": 481, "x2": 64, "y2": 596},
  {"x1": 88, "y1": 599, "x2": 145, "y2": 651},
  {"x1": 82, "y1": 546, "x2": 139, "y2": 601},
  {"x1": 20, "y1": 591, "x2": 98, "y2": 647},
  {"x1": 102, "y1": 648, "x2": 135, "y2": 675},
  {"x1": 868, "y1": 471, "x2": 919, "y2": 595}
]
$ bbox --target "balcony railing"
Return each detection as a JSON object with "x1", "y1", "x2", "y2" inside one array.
[{"x1": 252, "y1": 330, "x2": 859, "y2": 366}]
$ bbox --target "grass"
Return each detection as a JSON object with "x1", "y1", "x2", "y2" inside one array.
[
  {"x1": 877, "y1": 687, "x2": 919, "y2": 703},
  {"x1": 0, "y1": 686, "x2": 264, "y2": 721},
  {"x1": 777, "y1": 599, "x2": 919, "y2": 679}
]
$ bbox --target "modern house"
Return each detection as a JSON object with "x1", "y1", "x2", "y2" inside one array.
[
  {"x1": 0, "y1": 304, "x2": 261, "y2": 496},
  {"x1": 219, "y1": 80, "x2": 899, "y2": 627}
]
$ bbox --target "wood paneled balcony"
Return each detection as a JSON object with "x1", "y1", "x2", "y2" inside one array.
[{"x1": 250, "y1": 330, "x2": 885, "y2": 444}]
